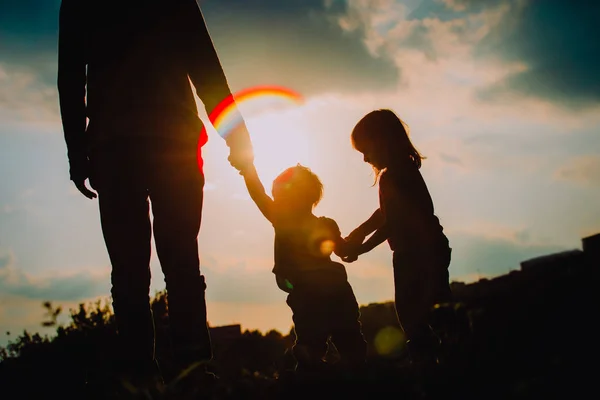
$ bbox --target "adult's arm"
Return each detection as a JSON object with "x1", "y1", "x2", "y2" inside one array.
[
  {"x1": 57, "y1": 0, "x2": 96, "y2": 199},
  {"x1": 182, "y1": 0, "x2": 253, "y2": 159}
]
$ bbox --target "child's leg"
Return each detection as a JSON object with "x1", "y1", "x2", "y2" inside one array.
[
  {"x1": 393, "y1": 252, "x2": 426, "y2": 339},
  {"x1": 330, "y1": 283, "x2": 368, "y2": 369},
  {"x1": 393, "y1": 249, "x2": 451, "y2": 362},
  {"x1": 286, "y1": 290, "x2": 330, "y2": 371}
]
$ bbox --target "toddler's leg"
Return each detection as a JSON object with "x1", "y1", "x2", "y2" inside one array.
[
  {"x1": 330, "y1": 284, "x2": 368, "y2": 370},
  {"x1": 287, "y1": 290, "x2": 330, "y2": 372}
]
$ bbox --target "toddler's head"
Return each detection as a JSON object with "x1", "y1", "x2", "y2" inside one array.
[{"x1": 272, "y1": 164, "x2": 323, "y2": 213}]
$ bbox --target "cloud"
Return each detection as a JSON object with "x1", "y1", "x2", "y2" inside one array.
[
  {"x1": 0, "y1": 0, "x2": 60, "y2": 88},
  {"x1": 200, "y1": 254, "x2": 284, "y2": 304},
  {"x1": 0, "y1": 63, "x2": 59, "y2": 124},
  {"x1": 348, "y1": 221, "x2": 573, "y2": 288},
  {"x1": 554, "y1": 155, "x2": 600, "y2": 187},
  {"x1": 0, "y1": 0, "x2": 398, "y2": 118},
  {"x1": 0, "y1": 0, "x2": 59, "y2": 55},
  {"x1": 448, "y1": 230, "x2": 570, "y2": 282},
  {"x1": 201, "y1": 0, "x2": 398, "y2": 95},
  {"x1": 333, "y1": 0, "x2": 600, "y2": 116},
  {"x1": 439, "y1": 152, "x2": 463, "y2": 166},
  {"x1": 331, "y1": 0, "x2": 555, "y2": 125},
  {"x1": 0, "y1": 0, "x2": 59, "y2": 36},
  {"x1": 452, "y1": 0, "x2": 600, "y2": 108},
  {"x1": 0, "y1": 251, "x2": 110, "y2": 302}
]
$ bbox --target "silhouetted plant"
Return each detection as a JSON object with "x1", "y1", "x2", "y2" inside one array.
[{"x1": 1, "y1": 255, "x2": 595, "y2": 400}]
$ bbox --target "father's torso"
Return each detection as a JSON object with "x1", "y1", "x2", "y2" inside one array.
[{"x1": 84, "y1": 0, "x2": 201, "y2": 143}]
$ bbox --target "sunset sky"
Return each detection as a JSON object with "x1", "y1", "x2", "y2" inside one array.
[{"x1": 1, "y1": 0, "x2": 599, "y2": 346}]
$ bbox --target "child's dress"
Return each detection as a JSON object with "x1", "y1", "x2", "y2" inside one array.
[{"x1": 379, "y1": 166, "x2": 452, "y2": 354}]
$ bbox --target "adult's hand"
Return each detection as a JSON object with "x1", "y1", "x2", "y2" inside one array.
[
  {"x1": 337, "y1": 237, "x2": 360, "y2": 263},
  {"x1": 226, "y1": 124, "x2": 254, "y2": 172},
  {"x1": 73, "y1": 179, "x2": 97, "y2": 199},
  {"x1": 228, "y1": 143, "x2": 254, "y2": 173},
  {"x1": 228, "y1": 150, "x2": 253, "y2": 172}
]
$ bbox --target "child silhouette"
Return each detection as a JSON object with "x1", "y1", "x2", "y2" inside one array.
[
  {"x1": 344, "y1": 109, "x2": 452, "y2": 366},
  {"x1": 234, "y1": 160, "x2": 367, "y2": 375}
]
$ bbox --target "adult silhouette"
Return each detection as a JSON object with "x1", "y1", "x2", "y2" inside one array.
[{"x1": 57, "y1": 0, "x2": 253, "y2": 389}]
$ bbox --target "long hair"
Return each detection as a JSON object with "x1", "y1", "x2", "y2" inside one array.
[{"x1": 351, "y1": 109, "x2": 425, "y2": 183}]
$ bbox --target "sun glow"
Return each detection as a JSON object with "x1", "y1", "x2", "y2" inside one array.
[
  {"x1": 197, "y1": 85, "x2": 309, "y2": 174},
  {"x1": 319, "y1": 239, "x2": 335, "y2": 256},
  {"x1": 245, "y1": 109, "x2": 316, "y2": 186}
]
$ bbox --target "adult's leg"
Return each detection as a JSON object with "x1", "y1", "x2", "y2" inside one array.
[
  {"x1": 149, "y1": 146, "x2": 211, "y2": 365},
  {"x1": 91, "y1": 146, "x2": 156, "y2": 368}
]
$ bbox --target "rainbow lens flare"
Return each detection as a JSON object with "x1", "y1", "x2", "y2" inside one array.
[{"x1": 197, "y1": 85, "x2": 304, "y2": 172}]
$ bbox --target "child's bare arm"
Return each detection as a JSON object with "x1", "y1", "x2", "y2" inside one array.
[
  {"x1": 358, "y1": 224, "x2": 389, "y2": 254},
  {"x1": 346, "y1": 208, "x2": 385, "y2": 243},
  {"x1": 240, "y1": 163, "x2": 275, "y2": 223}
]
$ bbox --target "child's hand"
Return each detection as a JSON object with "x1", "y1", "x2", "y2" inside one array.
[
  {"x1": 340, "y1": 239, "x2": 361, "y2": 263},
  {"x1": 228, "y1": 155, "x2": 254, "y2": 175},
  {"x1": 342, "y1": 252, "x2": 359, "y2": 263},
  {"x1": 344, "y1": 229, "x2": 366, "y2": 248},
  {"x1": 227, "y1": 124, "x2": 255, "y2": 172}
]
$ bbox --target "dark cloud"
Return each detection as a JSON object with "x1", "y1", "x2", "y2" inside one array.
[
  {"x1": 448, "y1": 232, "x2": 569, "y2": 280},
  {"x1": 409, "y1": 0, "x2": 469, "y2": 20},
  {"x1": 0, "y1": 0, "x2": 60, "y2": 70},
  {"x1": 467, "y1": 0, "x2": 599, "y2": 108},
  {"x1": 0, "y1": 0, "x2": 60, "y2": 43},
  {"x1": 201, "y1": 0, "x2": 398, "y2": 95},
  {"x1": 0, "y1": 253, "x2": 109, "y2": 301},
  {"x1": 439, "y1": 153, "x2": 463, "y2": 166},
  {"x1": 201, "y1": 255, "x2": 283, "y2": 304},
  {"x1": 462, "y1": 127, "x2": 600, "y2": 161},
  {"x1": 0, "y1": 0, "x2": 398, "y2": 98},
  {"x1": 554, "y1": 155, "x2": 600, "y2": 187},
  {"x1": 408, "y1": 0, "x2": 600, "y2": 108}
]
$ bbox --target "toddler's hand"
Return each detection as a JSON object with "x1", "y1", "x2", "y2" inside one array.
[
  {"x1": 344, "y1": 229, "x2": 366, "y2": 247},
  {"x1": 228, "y1": 155, "x2": 253, "y2": 175},
  {"x1": 340, "y1": 238, "x2": 361, "y2": 263},
  {"x1": 227, "y1": 124, "x2": 254, "y2": 173},
  {"x1": 342, "y1": 253, "x2": 359, "y2": 263}
]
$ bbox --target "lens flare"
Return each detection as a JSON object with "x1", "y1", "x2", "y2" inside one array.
[
  {"x1": 197, "y1": 85, "x2": 304, "y2": 172},
  {"x1": 374, "y1": 326, "x2": 406, "y2": 356},
  {"x1": 319, "y1": 239, "x2": 335, "y2": 256}
]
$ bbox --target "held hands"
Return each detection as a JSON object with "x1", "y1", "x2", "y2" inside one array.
[
  {"x1": 341, "y1": 245, "x2": 360, "y2": 263},
  {"x1": 340, "y1": 229, "x2": 366, "y2": 263},
  {"x1": 228, "y1": 151, "x2": 254, "y2": 175},
  {"x1": 228, "y1": 145, "x2": 254, "y2": 174},
  {"x1": 227, "y1": 124, "x2": 254, "y2": 174}
]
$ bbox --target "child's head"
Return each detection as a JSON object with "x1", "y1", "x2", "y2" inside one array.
[
  {"x1": 272, "y1": 164, "x2": 323, "y2": 212},
  {"x1": 351, "y1": 109, "x2": 425, "y2": 176}
]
